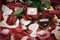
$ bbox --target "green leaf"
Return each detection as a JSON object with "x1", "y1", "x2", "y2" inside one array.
[
  {"x1": 22, "y1": 0, "x2": 41, "y2": 5},
  {"x1": 14, "y1": 7, "x2": 24, "y2": 17},
  {"x1": 31, "y1": 0, "x2": 41, "y2": 2},
  {"x1": 32, "y1": 2, "x2": 44, "y2": 12},
  {"x1": 43, "y1": 2, "x2": 50, "y2": 9}
]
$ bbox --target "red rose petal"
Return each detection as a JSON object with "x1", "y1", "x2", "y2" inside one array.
[
  {"x1": 0, "y1": 11, "x2": 4, "y2": 22},
  {"x1": 6, "y1": 14, "x2": 17, "y2": 25}
]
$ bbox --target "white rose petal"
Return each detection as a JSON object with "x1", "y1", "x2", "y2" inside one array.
[
  {"x1": 20, "y1": 18, "x2": 31, "y2": 26},
  {"x1": 28, "y1": 23, "x2": 39, "y2": 31},
  {"x1": 2, "y1": 5, "x2": 13, "y2": 16},
  {"x1": 22, "y1": 25, "x2": 27, "y2": 30},
  {"x1": 0, "y1": 19, "x2": 19, "y2": 28},
  {"x1": 21, "y1": 36, "x2": 28, "y2": 40},
  {"x1": 37, "y1": 30, "x2": 45, "y2": 35},
  {"x1": 19, "y1": 0, "x2": 24, "y2": 3},
  {"x1": 44, "y1": 8, "x2": 48, "y2": 10},
  {"x1": 11, "y1": 34, "x2": 15, "y2": 40},
  {"x1": 1, "y1": 29, "x2": 9, "y2": 35},
  {"x1": 55, "y1": 26, "x2": 60, "y2": 30},
  {"x1": 3, "y1": 15, "x2": 8, "y2": 20},
  {"x1": 57, "y1": 19, "x2": 60, "y2": 22},
  {"x1": 30, "y1": 31, "x2": 37, "y2": 37}
]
